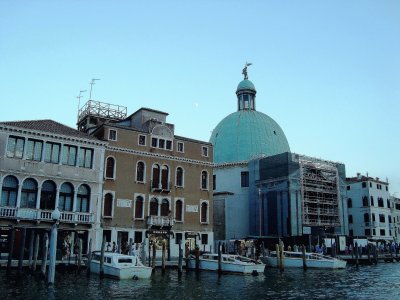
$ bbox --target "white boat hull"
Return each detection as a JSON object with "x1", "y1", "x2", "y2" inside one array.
[
  {"x1": 263, "y1": 252, "x2": 346, "y2": 269},
  {"x1": 187, "y1": 256, "x2": 265, "y2": 274}
]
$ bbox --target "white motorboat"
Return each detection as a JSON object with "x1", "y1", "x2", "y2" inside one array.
[
  {"x1": 90, "y1": 251, "x2": 152, "y2": 279},
  {"x1": 262, "y1": 251, "x2": 347, "y2": 269},
  {"x1": 186, "y1": 253, "x2": 265, "y2": 275}
]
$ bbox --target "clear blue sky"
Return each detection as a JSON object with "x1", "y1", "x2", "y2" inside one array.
[{"x1": 1, "y1": 1, "x2": 399, "y2": 194}]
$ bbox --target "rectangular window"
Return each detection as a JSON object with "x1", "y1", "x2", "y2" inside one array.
[
  {"x1": 201, "y1": 233, "x2": 208, "y2": 245},
  {"x1": 379, "y1": 214, "x2": 385, "y2": 223},
  {"x1": 346, "y1": 186, "x2": 350, "y2": 190},
  {"x1": 44, "y1": 142, "x2": 61, "y2": 164},
  {"x1": 369, "y1": 182, "x2": 372, "y2": 188},
  {"x1": 26, "y1": 139, "x2": 43, "y2": 161},
  {"x1": 348, "y1": 215, "x2": 353, "y2": 224},
  {"x1": 213, "y1": 175, "x2": 216, "y2": 190},
  {"x1": 108, "y1": 129, "x2": 117, "y2": 141},
  {"x1": 372, "y1": 214, "x2": 376, "y2": 222},
  {"x1": 365, "y1": 229, "x2": 371, "y2": 236},
  {"x1": 103, "y1": 230, "x2": 112, "y2": 243},
  {"x1": 6, "y1": 136, "x2": 25, "y2": 158},
  {"x1": 362, "y1": 182, "x2": 366, "y2": 188},
  {"x1": 241, "y1": 171, "x2": 249, "y2": 187},
  {"x1": 380, "y1": 229, "x2": 386, "y2": 236},
  {"x1": 79, "y1": 147, "x2": 93, "y2": 168},
  {"x1": 62, "y1": 145, "x2": 77, "y2": 166},
  {"x1": 373, "y1": 229, "x2": 376, "y2": 236},
  {"x1": 166, "y1": 140, "x2": 172, "y2": 150},
  {"x1": 138, "y1": 135, "x2": 146, "y2": 146},
  {"x1": 177, "y1": 142, "x2": 184, "y2": 152},
  {"x1": 202, "y1": 146, "x2": 208, "y2": 157},
  {"x1": 175, "y1": 233, "x2": 183, "y2": 244},
  {"x1": 134, "y1": 231, "x2": 143, "y2": 243},
  {"x1": 159, "y1": 139, "x2": 165, "y2": 149},
  {"x1": 151, "y1": 137, "x2": 158, "y2": 147}
]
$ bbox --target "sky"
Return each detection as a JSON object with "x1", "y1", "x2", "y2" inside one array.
[{"x1": 1, "y1": 1, "x2": 399, "y2": 194}]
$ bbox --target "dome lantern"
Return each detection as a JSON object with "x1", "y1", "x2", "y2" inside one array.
[{"x1": 236, "y1": 62, "x2": 256, "y2": 111}]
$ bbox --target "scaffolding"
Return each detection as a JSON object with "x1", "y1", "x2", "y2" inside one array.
[{"x1": 299, "y1": 156, "x2": 340, "y2": 227}]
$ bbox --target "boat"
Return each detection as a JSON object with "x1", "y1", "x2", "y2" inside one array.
[
  {"x1": 262, "y1": 251, "x2": 347, "y2": 269},
  {"x1": 186, "y1": 252, "x2": 265, "y2": 275},
  {"x1": 89, "y1": 251, "x2": 152, "y2": 279}
]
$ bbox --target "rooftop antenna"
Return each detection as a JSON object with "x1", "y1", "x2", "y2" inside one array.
[
  {"x1": 89, "y1": 78, "x2": 100, "y2": 100},
  {"x1": 76, "y1": 90, "x2": 87, "y2": 120}
]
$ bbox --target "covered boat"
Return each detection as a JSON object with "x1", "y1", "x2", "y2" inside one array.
[
  {"x1": 90, "y1": 251, "x2": 152, "y2": 279},
  {"x1": 262, "y1": 251, "x2": 347, "y2": 269}
]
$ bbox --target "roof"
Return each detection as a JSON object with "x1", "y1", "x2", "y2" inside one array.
[
  {"x1": 210, "y1": 110, "x2": 290, "y2": 164},
  {"x1": 346, "y1": 175, "x2": 388, "y2": 185},
  {"x1": 236, "y1": 79, "x2": 256, "y2": 93},
  {"x1": 0, "y1": 119, "x2": 99, "y2": 141}
]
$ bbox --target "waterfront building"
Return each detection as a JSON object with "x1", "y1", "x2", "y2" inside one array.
[
  {"x1": 0, "y1": 119, "x2": 106, "y2": 254},
  {"x1": 78, "y1": 100, "x2": 214, "y2": 257},
  {"x1": 210, "y1": 66, "x2": 348, "y2": 247},
  {"x1": 390, "y1": 195, "x2": 400, "y2": 242},
  {"x1": 346, "y1": 173, "x2": 394, "y2": 242}
]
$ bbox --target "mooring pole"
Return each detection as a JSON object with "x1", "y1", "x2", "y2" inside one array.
[
  {"x1": 355, "y1": 242, "x2": 359, "y2": 267},
  {"x1": 7, "y1": 228, "x2": 16, "y2": 274},
  {"x1": 178, "y1": 240, "x2": 183, "y2": 276},
  {"x1": 275, "y1": 244, "x2": 280, "y2": 269},
  {"x1": 87, "y1": 238, "x2": 92, "y2": 277},
  {"x1": 302, "y1": 245, "x2": 307, "y2": 271},
  {"x1": 77, "y1": 238, "x2": 82, "y2": 274},
  {"x1": 161, "y1": 241, "x2": 166, "y2": 275},
  {"x1": 41, "y1": 232, "x2": 49, "y2": 277},
  {"x1": 28, "y1": 230, "x2": 34, "y2": 271},
  {"x1": 18, "y1": 228, "x2": 27, "y2": 276},
  {"x1": 100, "y1": 235, "x2": 106, "y2": 279},
  {"x1": 152, "y1": 242, "x2": 156, "y2": 272},
  {"x1": 48, "y1": 223, "x2": 58, "y2": 285},
  {"x1": 33, "y1": 233, "x2": 40, "y2": 271},
  {"x1": 218, "y1": 242, "x2": 222, "y2": 275},
  {"x1": 195, "y1": 246, "x2": 200, "y2": 273}
]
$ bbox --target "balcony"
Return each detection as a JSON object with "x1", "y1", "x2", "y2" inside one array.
[
  {"x1": 0, "y1": 207, "x2": 94, "y2": 224},
  {"x1": 146, "y1": 215, "x2": 175, "y2": 228},
  {"x1": 150, "y1": 181, "x2": 172, "y2": 193}
]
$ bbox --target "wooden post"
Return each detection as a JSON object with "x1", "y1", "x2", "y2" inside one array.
[
  {"x1": 367, "y1": 244, "x2": 371, "y2": 264},
  {"x1": 355, "y1": 242, "x2": 359, "y2": 267},
  {"x1": 77, "y1": 238, "x2": 82, "y2": 274},
  {"x1": 18, "y1": 227, "x2": 27, "y2": 276},
  {"x1": 185, "y1": 242, "x2": 189, "y2": 272},
  {"x1": 161, "y1": 241, "x2": 166, "y2": 275},
  {"x1": 152, "y1": 242, "x2": 156, "y2": 272},
  {"x1": 28, "y1": 230, "x2": 34, "y2": 271},
  {"x1": 167, "y1": 235, "x2": 171, "y2": 261},
  {"x1": 41, "y1": 232, "x2": 49, "y2": 277},
  {"x1": 279, "y1": 242, "x2": 284, "y2": 271},
  {"x1": 100, "y1": 235, "x2": 106, "y2": 279},
  {"x1": 374, "y1": 245, "x2": 378, "y2": 264},
  {"x1": 148, "y1": 239, "x2": 151, "y2": 267},
  {"x1": 275, "y1": 244, "x2": 280, "y2": 269},
  {"x1": 178, "y1": 240, "x2": 183, "y2": 276},
  {"x1": 302, "y1": 245, "x2": 307, "y2": 270},
  {"x1": 331, "y1": 242, "x2": 336, "y2": 258},
  {"x1": 195, "y1": 246, "x2": 200, "y2": 273},
  {"x1": 33, "y1": 233, "x2": 40, "y2": 271},
  {"x1": 48, "y1": 224, "x2": 58, "y2": 285},
  {"x1": 7, "y1": 228, "x2": 16, "y2": 274},
  {"x1": 218, "y1": 242, "x2": 222, "y2": 275},
  {"x1": 87, "y1": 238, "x2": 92, "y2": 277}
]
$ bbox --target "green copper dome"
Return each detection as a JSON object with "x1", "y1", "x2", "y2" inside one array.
[
  {"x1": 210, "y1": 110, "x2": 290, "y2": 164},
  {"x1": 236, "y1": 79, "x2": 256, "y2": 92}
]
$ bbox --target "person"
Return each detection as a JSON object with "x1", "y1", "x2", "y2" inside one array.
[
  {"x1": 112, "y1": 241, "x2": 117, "y2": 253},
  {"x1": 287, "y1": 245, "x2": 292, "y2": 252},
  {"x1": 130, "y1": 243, "x2": 137, "y2": 256},
  {"x1": 106, "y1": 242, "x2": 111, "y2": 252}
]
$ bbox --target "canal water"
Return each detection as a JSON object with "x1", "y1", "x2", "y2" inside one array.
[{"x1": 1, "y1": 263, "x2": 399, "y2": 300}]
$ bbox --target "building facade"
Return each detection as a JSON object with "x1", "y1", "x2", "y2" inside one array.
[
  {"x1": 346, "y1": 174, "x2": 394, "y2": 242},
  {"x1": 0, "y1": 120, "x2": 106, "y2": 255},
  {"x1": 78, "y1": 102, "x2": 214, "y2": 257}
]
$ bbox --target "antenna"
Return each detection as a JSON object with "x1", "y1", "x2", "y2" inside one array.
[
  {"x1": 89, "y1": 78, "x2": 100, "y2": 100},
  {"x1": 76, "y1": 90, "x2": 87, "y2": 120}
]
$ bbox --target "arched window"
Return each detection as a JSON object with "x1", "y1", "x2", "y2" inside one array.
[
  {"x1": 150, "y1": 198, "x2": 158, "y2": 216},
  {"x1": 103, "y1": 193, "x2": 113, "y2": 217},
  {"x1": 176, "y1": 167, "x2": 183, "y2": 187},
  {"x1": 136, "y1": 161, "x2": 145, "y2": 182},
  {"x1": 105, "y1": 157, "x2": 115, "y2": 179},
  {"x1": 175, "y1": 199, "x2": 183, "y2": 222},
  {"x1": 152, "y1": 164, "x2": 160, "y2": 189},
  {"x1": 20, "y1": 178, "x2": 38, "y2": 208},
  {"x1": 40, "y1": 180, "x2": 56, "y2": 210},
  {"x1": 161, "y1": 165, "x2": 169, "y2": 190},
  {"x1": 364, "y1": 213, "x2": 370, "y2": 223},
  {"x1": 1, "y1": 175, "x2": 18, "y2": 207},
  {"x1": 135, "y1": 195, "x2": 144, "y2": 219},
  {"x1": 347, "y1": 198, "x2": 352, "y2": 208},
  {"x1": 77, "y1": 184, "x2": 90, "y2": 212},
  {"x1": 161, "y1": 199, "x2": 169, "y2": 216},
  {"x1": 201, "y1": 171, "x2": 208, "y2": 189},
  {"x1": 201, "y1": 202, "x2": 208, "y2": 223},
  {"x1": 59, "y1": 182, "x2": 74, "y2": 211}
]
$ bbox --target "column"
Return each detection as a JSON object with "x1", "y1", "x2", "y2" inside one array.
[
  {"x1": 54, "y1": 187, "x2": 60, "y2": 210},
  {"x1": 16, "y1": 183, "x2": 22, "y2": 208},
  {"x1": 36, "y1": 186, "x2": 42, "y2": 210},
  {"x1": 72, "y1": 189, "x2": 78, "y2": 212}
]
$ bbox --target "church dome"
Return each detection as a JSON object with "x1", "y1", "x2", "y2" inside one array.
[{"x1": 210, "y1": 66, "x2": 290, "y2": 164}]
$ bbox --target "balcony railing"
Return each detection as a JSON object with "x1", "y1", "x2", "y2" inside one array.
[
  {"x1": 0, "y1": 206, "x2": 93, "y2": 224},
  {"x1": 150, "y1": 180, "x2": 172, "y2": 193},
  {"x1": 147, "y1": 215, "x2": 175, "y2": 228}
]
